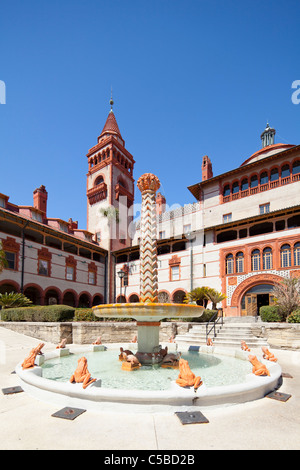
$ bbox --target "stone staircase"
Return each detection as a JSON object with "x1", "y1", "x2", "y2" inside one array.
[{"x1": 175, "y1": 317, "x2": 269, "y2": 349}]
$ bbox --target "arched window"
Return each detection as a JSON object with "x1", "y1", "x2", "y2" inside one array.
[
  {"x1": 294, "y1": 242, "x2": 300, "y2": 266},
  {"x1": 232, "y1": 182, "x2": 239, "y2": 194},
  {"x1": 251, "y1": 249, "x2": 260, "y2": 271},
  {"x1": 241, "y1": 178, "x2": 248, "y2": 191},
  {"x1": 292, "y1": 160, "x2": 300, "y2": 175},
  {"x1": 94, "y1": 175, "x2": 104, "y2": 186},
  {"x1": 223, "y1": 185, "x2": 230, "y2": 197},
  {"x1": 281, "y1": 244, "x2": 291, "y2": 267},
  {"x1": 226, "y1": 254, "x2": 234, "y2": 274},
  {"x1": 281, "y1": 164, "x2": 290, "y2": 178},
  {"x1": 236, "y1": 252, "x2": 244, "y2": 273},
  {"x1": 270, "y1": 168, "x2": 279, "y2": 182},
  {"x1": 263, "y1": 247, "x2": 273, "y2": 270},
  {"x1": 250, "y1": 175, "x2": 258, "y2": 188},
  {"x1": 260, "y1": 172, "x2": 269, "y2": 185}
]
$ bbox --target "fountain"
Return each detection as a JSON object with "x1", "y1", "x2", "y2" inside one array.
[
  {"x1": 93, "y1": 173, "x2": 205, "y2": 364},
  {"x1": 15, "y1": 173, "x2": 282, "y2": 412}
]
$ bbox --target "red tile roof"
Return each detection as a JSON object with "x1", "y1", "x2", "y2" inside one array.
[{"x1": 100, "y1": 110, "x2": 122, "y2": 139}]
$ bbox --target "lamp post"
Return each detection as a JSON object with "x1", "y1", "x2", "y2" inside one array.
[{"x1": 117, "y1": 270, "x2": 125, "y2": 302}]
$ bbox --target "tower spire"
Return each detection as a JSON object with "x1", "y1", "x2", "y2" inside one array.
[{"x1": 110, "y1": 87, "x2": 114, "y2": 112}]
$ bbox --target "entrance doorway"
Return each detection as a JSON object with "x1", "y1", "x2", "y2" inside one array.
[{"x1": 241, "y1": 284, "x2": 274, "y2": 316}]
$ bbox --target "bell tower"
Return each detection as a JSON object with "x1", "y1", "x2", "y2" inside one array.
[{"x1": 86, "y1": 97, "x2": 135, "y2": 253}]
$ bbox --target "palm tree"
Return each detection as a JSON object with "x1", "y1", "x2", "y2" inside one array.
[
  {"x1": 0, "y1": 292, "x2": 32, "y2": 309},
  {"x1": 205, "y1": 288, "x2": 226, "y2": 310},
  {"x1": 184, "y1": 287, "x2": 210, "y2": 306}
]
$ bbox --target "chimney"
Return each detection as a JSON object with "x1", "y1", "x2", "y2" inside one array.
[
  {"x1": 202, "y1": 155, "x2": 213, "y2": 181},
  {"x1": 156, "y1": 192, "x2": 166, "y2": 215},
  {"x1": 33, "y1": 185, "x2": 48, "y2": 217}
]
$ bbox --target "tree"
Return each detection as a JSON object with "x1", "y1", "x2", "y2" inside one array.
[
  {"x1": 184, "y1": 287, "x2": 210, "y2": 306},
  {"x1": 184, "y1": 286, "x2": 226, "y2": 309},
  {"x1": 205, "y1": 288, "x2": 226, "y2": 310},
  {"x1": 273, "y1": 277, "x2": 300, "y2": 320},
  {"x1": 0, "y1": 292, "x2": 32, "y2": 309}
]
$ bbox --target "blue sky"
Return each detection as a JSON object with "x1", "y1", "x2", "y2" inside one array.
[{"x1": 1, "y1": 0, "x2": 300, "y2": 229}]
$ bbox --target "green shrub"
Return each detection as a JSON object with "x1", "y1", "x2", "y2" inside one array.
[
  {"x1": 73, "y1": 308, "x2": 133, "y2": 322},
  {"x1": 260, "y1": 305, "x2": 282, "y2": 322},
  {"x1": 287, "y1": 309, "x2": 300, "y2": 323},
  {"x1": 74, "y1": 308, "x2": 101, "y2": 322},
  {"x1": 1, "y1": 304, "x2": 75, "y2": 322}
]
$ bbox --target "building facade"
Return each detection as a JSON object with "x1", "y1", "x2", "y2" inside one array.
[
  {"x1": 1, "y1": 106, "x2": 300, "y2": 317},
  {"x1": 115, "y1": 124, "x2": 300, "y2": 317}
]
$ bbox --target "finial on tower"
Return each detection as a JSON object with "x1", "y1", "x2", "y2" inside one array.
[
  {"x1": 109, "y1": 87, "x2": 114, "y2": 112},
  {"x1": 260, "y1": 121, "x2": 276, "y2": 148}
]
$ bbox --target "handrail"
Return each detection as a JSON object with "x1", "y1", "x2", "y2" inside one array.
[{"x1": 206, "y1": 309, "x2": 224, "y2": 341}]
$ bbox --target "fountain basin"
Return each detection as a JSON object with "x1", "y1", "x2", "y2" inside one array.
[
  {"x1": 93, "y1": 302, "x2": 205, "y2": 322},
  {"x1": 15, "y1": 344, "x2": 282, "y2": 413},
  {"x1": 93, "y1": 303, "x2": 205, "y2": 358}
]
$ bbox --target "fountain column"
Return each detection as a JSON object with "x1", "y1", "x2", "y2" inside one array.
[
  {"x1": 136, "y1": 173, "x2": 161, "y2": 357},
  {"x1": 137, "y1": 173, "x2": 160, "y2": 303}
]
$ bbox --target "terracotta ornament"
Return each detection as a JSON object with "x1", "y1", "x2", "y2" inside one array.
[
  {"x1": 70, "y1": 357, "x2": 96, "y2": 389},
  {"x1": 56, "y1": 338, "x2": 67, "y2": 349},
  {"x1": 262, "y1": 347, "x2": 277, "y2": 362},
  {"x1": 176, "y1": 358, "x2": 203, "y2": 391},
  {"x1": 22, "y1": 343, "x2": 45, "y2": 370},
  {"x1": 207, "y1": 337, "x2": 213, "y2": 346},
  {"x1": 92, "y1": 337, "x2": 102, "y2": 345},
  {"x1": 241, "y1": 340, "x2": 251, "y2": 351},
  {"x1": 248, "y1": 355, "x2": 270, "y2": 376}
]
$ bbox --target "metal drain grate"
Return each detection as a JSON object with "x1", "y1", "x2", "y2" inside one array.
[
  {"x1": 175, "y1": 411, "x2": 209, "y2": 424},
  {"x1": 266, "y1": 391, "x2": 292, "y2": 402},
  {"x1": 51, "y1": 407, "x2": 86, "y2": 420},
  {"x1": 2, "y1": 386, "x2": 23, "y2": 395}
]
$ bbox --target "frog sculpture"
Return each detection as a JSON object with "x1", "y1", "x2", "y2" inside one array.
[
  {"x1": 262, "y1": 347, "x2": 277, "y2": 362},
  {"x1": 22, "y1": 343, "x2": 45, "y2": 370},
  {"x1": 70, "y1": 357, "x2": 96, "y2": 389},
  {"x1": 176, "y1": 358, "x2": 203, "y2": 391},
  {"x1": 248, "y1": 354, "x2": 270, "y2": 376}
]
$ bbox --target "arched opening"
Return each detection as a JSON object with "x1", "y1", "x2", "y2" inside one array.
[
  {"x1": 62, "y1": 291, "x2": 76, "y2": 307},
  {"x1": 172, "y1": 290, "x2": 186, "y2": 304},
  {"x1": 157, "y1": 291, "x2": 170, "y2": 303},
  {"x1": 92, "y1": 295, "x2": 104, "y2": 306},
  {"x1": 78, "y1": 293, "x2": 91, "y2": 308},
  {"x1": 0, "y1": 282, "x2": 19, "y2": 294},
  {"x1": 24, "y1": 286, "x2": 43, "y2": 305},
  {"x1": 241, "y1": 284, "x2": 275, "y2": 316},
  {"x1": 44, "y1": 289, "x2": 60, "y2": 305},
  {"x1": 128, "y1": 294, "x2": 139, "y2": 303}
]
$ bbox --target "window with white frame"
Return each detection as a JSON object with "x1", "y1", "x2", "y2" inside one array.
[
  {"x1": 170, "y1": 265, "x2": 180, "y2": 281},
  {"x1": 223, "y1": 213, "x2": 232, "y2": 223},
  {"x1": 66, "y1": 266, "x2": 75, "y2": 281},
  {"x1": 259, "y1": 203, "x2": 270, "y2": 215}
]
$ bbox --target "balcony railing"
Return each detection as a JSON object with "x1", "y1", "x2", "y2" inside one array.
[{"x1": 222, "y1": 174, "x2": 300, "y2": 203}]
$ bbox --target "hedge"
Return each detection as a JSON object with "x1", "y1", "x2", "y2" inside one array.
[
  {"x1": 287, "y1": 309, "x2": 300, "y2": 323},
  {"x1": 259, "y1": 305, "x2": 282, "y2": 322},
  {"x1": 73, "y1": 308, "x2": 133, "y2": 322},
  {"x1": 0, "y1": 304, "x2": 75, "y2": 322}
]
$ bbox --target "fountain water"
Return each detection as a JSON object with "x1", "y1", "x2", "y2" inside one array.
[{"x1": 93, "y1": 173, "x2": 205, "y2": 364}]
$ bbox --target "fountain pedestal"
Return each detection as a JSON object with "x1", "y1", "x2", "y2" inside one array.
[{"x1": 136, "y1": 321, "x2": 160, "y2": 354}]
